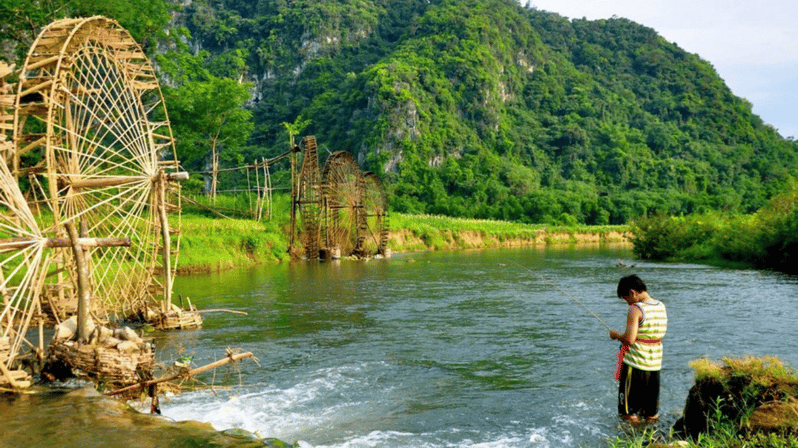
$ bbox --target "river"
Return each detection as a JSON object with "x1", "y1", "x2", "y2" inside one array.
[{"x1": 2, "y1": 246, "x2": 797, "y2": 448}]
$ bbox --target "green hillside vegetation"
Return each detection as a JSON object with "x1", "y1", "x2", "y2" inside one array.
[
  {"x1": 2, "y1": 1, "x2": 797, "y2": 237},
  {"x1": 155, "y1": 0, "x2": 797, "y2": 225}
]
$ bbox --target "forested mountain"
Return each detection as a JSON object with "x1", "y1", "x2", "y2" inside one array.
[{"x1": 3, "y1": 0, "x2": 797, "y2": 224}]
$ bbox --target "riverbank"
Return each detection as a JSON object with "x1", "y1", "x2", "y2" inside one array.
[{"x1": 174, "y1": 212, "x2": 632, "y2": 274}]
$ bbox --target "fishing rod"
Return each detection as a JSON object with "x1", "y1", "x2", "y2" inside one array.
[{"x1": 510, "y1": 261, "x2": 611, "y2": 332}]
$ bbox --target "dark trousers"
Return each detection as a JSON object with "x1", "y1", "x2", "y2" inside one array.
[{"x1": 618, "y1": 363, "x2": 660, "y2": 418}]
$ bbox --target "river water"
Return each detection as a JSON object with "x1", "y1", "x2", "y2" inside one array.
[{"x1": 3, "y1": 246, "x2": 797, "y2": 448}]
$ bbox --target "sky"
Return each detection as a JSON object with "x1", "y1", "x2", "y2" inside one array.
[{"x1": 525, "y1": 0, "x2": 798, "y2": 139}]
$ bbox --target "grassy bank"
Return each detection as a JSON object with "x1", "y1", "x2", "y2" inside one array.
[
  {"x1": 176, "y1": 214, "x2": 290, "y2": 274},
  {"x1": 388, "y1": 213, "x2": 630, "y2": 252},
  {"x1": 173, "y1": 211, "x2": 631, "y2": 274}
]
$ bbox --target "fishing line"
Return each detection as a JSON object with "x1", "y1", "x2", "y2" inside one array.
[{"x1": 509, "y1": 261, "x2": 611, "y2": 332}]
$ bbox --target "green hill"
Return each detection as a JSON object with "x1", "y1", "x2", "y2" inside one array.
[{"x1": 3, "y1": 0, "x2": 797, "y2": 224}]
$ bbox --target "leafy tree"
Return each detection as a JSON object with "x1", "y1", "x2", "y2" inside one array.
[{"x1": 165, "y1": 76, "x2": 253, "y2": 167}]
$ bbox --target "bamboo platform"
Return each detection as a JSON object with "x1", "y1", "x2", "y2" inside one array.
[
  {"x1": 154, "y1": 308, "x2": 203, "y2": 330},
  {"x1": 47, "y1": 319, "x2": 155, "y2": 385},
  {"x1": 149, "y1": 301, "x2": 203, "y2": 331}
]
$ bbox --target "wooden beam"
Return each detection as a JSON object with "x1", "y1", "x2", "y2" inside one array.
[
  {"x1": 25, "y1": 55, "x2": 60, "y2": 71},
  {"x1": 19, "y1": 79, "x2": 54, "y2": 98},
  {"x1": 166, "y1": 172, "x2": 189, "y2": 181},
  {"x1": 0, "y1": 237, "x2": 131, "y2": 251},
  {"x1": 66, "y1": 176, "x2": 142, "y2": 189}
]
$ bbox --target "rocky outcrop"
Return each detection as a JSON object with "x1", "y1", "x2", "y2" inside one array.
[{"x1": 673, "y1": 357, "x2": 798, "y2": 440}]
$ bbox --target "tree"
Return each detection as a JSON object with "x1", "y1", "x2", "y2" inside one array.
[{"x1": 164, "y1": 76, "x2": 254, "y2": 201}]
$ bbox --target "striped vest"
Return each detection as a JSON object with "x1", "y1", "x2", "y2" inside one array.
[{"x1": 624, "y1": 300, "x2": 667, "y2": 371}]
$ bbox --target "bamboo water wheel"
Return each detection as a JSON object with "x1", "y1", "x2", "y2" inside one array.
[
  {"x1": 290, "y1": 137, "x2": 390, "y2": 260},
  {"x1": 322, "y1": 151, "x2": 362, "y2": 257},
  {"x1": 355, "y1": 171, "x2": 389, "y2": 257},
  {"x1": 295, "y1": 136, "x2": 322, "y2": 259},
  {"x1": 11, "y1": 16, "x2": 188, "y2": 327}
]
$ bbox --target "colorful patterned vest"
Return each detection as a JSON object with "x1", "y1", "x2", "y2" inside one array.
[{"x1": 624, "y1": 300, "x2": 667, "y2": 371}]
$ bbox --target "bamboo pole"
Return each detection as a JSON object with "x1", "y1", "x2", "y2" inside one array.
[
  {"x1": 156, "y1": 170, "x2": 173, "y2": 313},
  {"x1": 0, "y1": 237, "x2": 131, "y2": 251},
  {"x1": 65, "y1": 221, "x2": 91, "y2": 343},
  {"x1": 265, "y1": 159, "x2": 272, "y2": 221},
  {"x1": 66, "y1": 176, "x2": 143, "y2": 189},
  {"x1": 104, "y1": 351, "x2": 254, "y2": 396},
  {"x1": 197, "y1": 309, "x2": 248, "y2": 315},
  {"x1": 254, "y1": 160, "x2": 261, "y2": 221},
  {"x1": 246, "y1": 165, "x2": 253, "y2": 217}
]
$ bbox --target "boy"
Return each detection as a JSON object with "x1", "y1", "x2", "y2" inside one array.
[{"x1": 610, "y1": 274, "x2": 667, "y2": 423}]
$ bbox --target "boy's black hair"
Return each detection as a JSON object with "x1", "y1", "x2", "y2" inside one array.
[{"x1": 617, "y1": 274, "x2": 647, "y2": 298}]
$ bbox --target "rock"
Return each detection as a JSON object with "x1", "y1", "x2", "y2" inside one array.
[
  {"x1": 113, "y1": 327, "x2": 142, "y2": 344},
  {"x1": 98, "y1": 326, "x2": 114, "y2": 344},
  {"x1": 65, "y1": 386, "x2": 102, "y2": 398},
  {"x1": 120, "y1": 327, "x2": 143, "y2": 344},
  {"x1": 103, "y1": 337, "x2": 122, "y2": 348},
  {"x1": 745, "y1": 398, "x2": 798, "y2": 435},
  {"x1": 116, "y1": 340, "x2": 141, "y2": 355},
  {"x1": 671, "y1": 376, "x2": 726, "y2": 439},
  {"x1": 54, "y1": 316, "x2": 95, "y2": 341}
]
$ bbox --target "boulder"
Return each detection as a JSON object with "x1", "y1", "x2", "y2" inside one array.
[
  {"x1": 116, "y1": 340, "x2": 141, "y2": 355},
  {"x1": 745, "y1": 398, "x2": 798, "y2": 435},
  {"x1": 54, "y1": 316, "x2": 96, "y2": 342}
]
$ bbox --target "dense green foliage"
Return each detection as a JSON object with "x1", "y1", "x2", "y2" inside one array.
[
  {"x1": 0, "y1": 0, "x2": 172, "y2": 59},
  {"x1": 630, "y1": 188, "x2": 798, "y2": 273},
  {"x1": 3, "y1": 0, "x2": 797, "y2": 226},
  {"x1": 164, "y1": 0, "x2": 797, "y2": 224}
]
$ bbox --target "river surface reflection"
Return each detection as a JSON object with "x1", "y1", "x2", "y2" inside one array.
[{"x1": 3, "y1": 245, "x2": 797, "y2": 448}]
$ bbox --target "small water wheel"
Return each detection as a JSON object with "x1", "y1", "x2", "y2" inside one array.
[
  {"x1": 295, "y1": 136, "x2": 322, "y2": 259},
  {"x1": 355, "y1": 171, "x2": 389, "y2": 257},
  {"x1": 322, "y1": 151, "x2": 362, "y2": 257}
]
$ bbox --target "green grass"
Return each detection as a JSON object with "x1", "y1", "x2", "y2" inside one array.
[{"x1": 176, "y1": 213, "x2": 290, "y2": 273}]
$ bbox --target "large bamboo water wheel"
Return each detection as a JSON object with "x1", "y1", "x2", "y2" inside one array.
[
  {"x1": 11, "y1": 16, "x2": 188, "y2": 327},
  {"x1": 0, "y1": 16, "x2": 195, "y2": 390}
]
